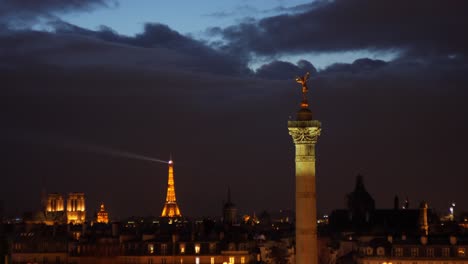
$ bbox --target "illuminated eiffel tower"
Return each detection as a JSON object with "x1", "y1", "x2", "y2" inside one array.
[{"x1": 161, "y1": 159, "x2": 182, "y2": 218}]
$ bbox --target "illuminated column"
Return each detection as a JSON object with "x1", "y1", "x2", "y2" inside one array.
[
  {"x1": 419, "y1": 201, "x2": 429, "y2": 235},
  {"x1": 288, "y1": 73, "x2": 321, "y2": 264}
]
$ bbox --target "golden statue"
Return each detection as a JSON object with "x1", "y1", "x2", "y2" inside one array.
[{"x1": 295, "y1": 72, "x2": 310, "y2": 100}]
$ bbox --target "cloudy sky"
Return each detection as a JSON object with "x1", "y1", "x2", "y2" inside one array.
[{"x1": 1, "y1": 0, "x2": 467, "y2": 219}]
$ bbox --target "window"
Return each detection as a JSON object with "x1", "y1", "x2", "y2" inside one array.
[
  {"x1": 149, "y1": 244, "x2": 154, "y2": 254},
  {"x1": 393, "y1": 247, "x2": 402, "y2": 257},
  {"x1": 229, "y1": 257, "x2": 235, "y2": 264},
  {"x1": 195, "y1": 244, "x2": 201, "y2": 254},
  {"x1": 241, "y1": 257, "x2": 245, "y2": 264},
  {"x1": 366, "y1": 247, "x2": 374, "y2": 255},
  {"x1": 458, "y1": 248, "x2": 466, "y2": 257},
  {"x1": 180, "y1": 244, "x2": 186, "y2": 254},
  {"x1": 427, "y1": 248, "x2": 434, "y2": 257},
  {"x1": 209, "y1": 243, "x2": 216, "y2": 254},
  {"x1": 360, "y1": 248, "x2": 366, "y2": 256},
  {"x1": 442, "y1": 248, "x2": 450, "y2": 257},
  {"x1": 161, "y1": 244, "x2": 168, "y2": 255},
  {"x1": 211, "y1": 257, "x2": 215, "y2": 264},
  {"x1": 196, "y1": 257, "x2": 200, "y2": 264},
  {"x1": 411, "y1": 248, "x2": 419, "y2": 257},
  {"x1": 377, "y1": 247, "x2": 385, "y2": 256}
]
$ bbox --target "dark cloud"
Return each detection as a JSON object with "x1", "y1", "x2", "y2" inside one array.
[
  {"x1": 255, "y1": 59, "x2": 317, "y2": 80},
  {"x1": 321, "y1": 58, "x2": 387, "y2": 75},
  {"x1": 216, "y1": 0, "x2": 468, "y2": 60},
  {"x1": 0, "y1": 22, "x2": 251, "y2": 76},
  {"x1": 1, "y1": 0, "x2": 468, "y2": 219},
  {"x1": 2, "y1": 54, "x2": 468, "y2": 218}
]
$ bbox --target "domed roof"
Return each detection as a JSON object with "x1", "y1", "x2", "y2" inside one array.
[{"x1": 297, "y1": 107, "x2": 313, "y2": 121}]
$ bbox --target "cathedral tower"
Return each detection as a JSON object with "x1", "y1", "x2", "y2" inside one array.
[
  {"x1": 161, "y1": 160, "x2": 182, "y2": 218},
  {"x1": 288, "y1": 73, "x2": 321, "y2": 264},
  {"x1": 66, "y1": 192, "x2": 86, "y2": 224},
  {"x1": 223, "y1": 187, "x2": 237, "y2": 225}
]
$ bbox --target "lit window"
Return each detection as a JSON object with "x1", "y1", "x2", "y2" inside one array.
[
  {"x1": 410, "y1": 248, "x2": 419, "y2": 257},
  {"x1": 241, "y1": 257, "x2": 245, "y2": 264},
  {"x1": 149, "y1": 244, "x2": 154, "y2": 254},
  {"x1": 458, "y1": 248, "x2": 466, "y2": 257},
  {"x1": 377, "y1": 247, "x2": 385, "y2": 256},
  {"x1": 180, "y1": 244, "x2": 185, "y2": 254},
  {"x1": 195, "y1": 244, "x2": 201, "y2": 254},
  {"x1": 394, "y1": 248, "x2": 403, "y2": 257},
  {"x1": 229, "y1": 257, "x2": 235, "y2": 264},
  {"x1": 196, "y1": 257, "x2": 200, "y2": 264},
  {"x1": 211, "y1": 257, "x2": 215, "y2": 264}
]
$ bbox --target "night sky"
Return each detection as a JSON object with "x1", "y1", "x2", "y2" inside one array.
[{"x1": 1, "y1": 0, "x2": 468, "y2": 219}]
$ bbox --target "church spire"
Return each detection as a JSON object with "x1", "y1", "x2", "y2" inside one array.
[{"x1": 161, "y1": 159, "x2": 182, "y2": 218}]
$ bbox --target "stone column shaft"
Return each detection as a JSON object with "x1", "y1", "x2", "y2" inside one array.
[{"x1": 288, "y1": 121, "x2": 321, "y2": 264}]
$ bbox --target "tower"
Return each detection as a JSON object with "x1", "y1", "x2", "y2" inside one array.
[
  {"x1": 288, "y1": 73, "x2": 321, "y2": 264},
  {"x1": 223, "y1": 187, "x2": 237, "y2": 225},
  {"x1": 161, "y1": 160, "x2": 182, "y2": 218},
  {"x1": 96, "y1": 203, "x2": 109, "y2": 224},
  {"x1": 66, "y1": 192, "x2": 86, "y2": 224},
  {"x1": 46, "y1": 193, "x2": 64, "y2": 212}
]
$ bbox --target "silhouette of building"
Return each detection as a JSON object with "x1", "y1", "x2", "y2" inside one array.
[
  {"x1": 223, "y1": 188, "x2": 237, "y2": 225},
  {"x1": 161, "y1": 159, "x2": 182, "y2": 218},
  {"x1": 346, "y1": 175, "x2": 375, "y2": 225},
  {"x1": 329, "y1": 175, "x2": 437, "y2": 235}
]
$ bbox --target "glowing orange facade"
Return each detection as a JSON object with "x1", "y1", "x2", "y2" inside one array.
[
  {"x1": 161, "y1": 160, "x2": 182, "y2": 218},
  {"x1": 67, "y1": 192, "x2": 86, "y2": 224},
  {"x1": 46, "y1": 193, "x2": 64, "y2": 212},
  {"x1": 96, "y1": 203, "x2": 109, "y2": 224}
]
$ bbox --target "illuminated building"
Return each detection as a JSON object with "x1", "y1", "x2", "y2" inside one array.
[
  {"x1": 161, "y1": 159, "x2": 182, "y2": 218},
  {"x1": 67, "y1": 192, "x2": 86, "y2": 224},
  {"x1": 96, "y1": 203, "x2": 109, "y2": 224},
  {"x1": 40, "y1": 193, "x2": 67, "y2": 225},
  {"x1": 46, "y1": 193, "x2": 64, "y2": 212},
  {"x1": 288, "y1": 73, "x2": 321, "y2": 264},
  {"x1": 357, "y1": 235, "x2": 468, "y2": 264}
]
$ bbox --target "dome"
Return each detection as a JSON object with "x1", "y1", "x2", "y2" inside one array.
[{"x1": 297, "y1": 107, "x2": 313, "y2": 121}]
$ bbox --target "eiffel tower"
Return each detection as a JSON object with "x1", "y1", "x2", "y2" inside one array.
[{"x1": 161, "y1": 159, "x2": 182, "y2": 218}]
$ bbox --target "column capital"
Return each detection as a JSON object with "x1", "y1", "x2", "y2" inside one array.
[{"x1": 288, "y1": 125, "x2": 321, "y2": 144}]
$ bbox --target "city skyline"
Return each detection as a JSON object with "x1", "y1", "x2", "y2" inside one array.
[{"x1": 1, "y1": 0, "x2": 468, "y2": 218}]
